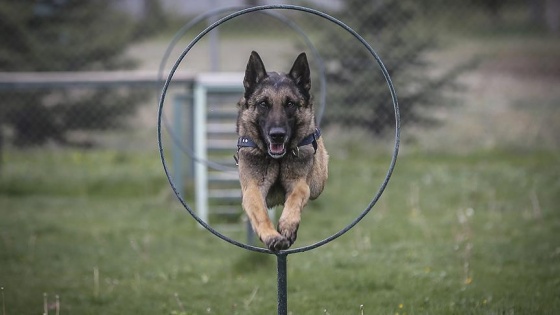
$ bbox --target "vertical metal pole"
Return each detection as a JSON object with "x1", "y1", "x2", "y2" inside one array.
[
  {"x1": 194, "y1": 82, "x2": 208, "y2": 225},
  {"x1": 246, "y1": 219, "x2": 255, "y2": 245},
  {"x1": 186, "y1": 90, "x2": 195, "y2": 180},
  {"x1": 207, "y1": 0, "x2": 220, "y2": 72},
  {"x1": 277, "y1": 254, "x2": 288, "y2": 315},
  {"x1": 172, "y1": 95, "x2": 185, "y2": 199}
]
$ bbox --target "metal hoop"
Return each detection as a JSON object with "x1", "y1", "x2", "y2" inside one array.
[{"x1": 157, "y1": 4, "x2": 400, "y2": 255}]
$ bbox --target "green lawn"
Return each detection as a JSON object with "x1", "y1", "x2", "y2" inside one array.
[{"x1": 1, "y1": 147, "x2": 559, "y2": 314}]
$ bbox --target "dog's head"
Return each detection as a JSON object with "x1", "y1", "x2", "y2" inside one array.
[{"x1": 239, "y1": 51, "x2": 312, "y2": 159}]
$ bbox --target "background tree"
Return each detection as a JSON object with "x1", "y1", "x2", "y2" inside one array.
[
  {"x1": 317, "y1": 0, "x2": 474, "y2": 134},
  {"x1": 0, "y1": 0, "x2": 150, "y2": 147}
]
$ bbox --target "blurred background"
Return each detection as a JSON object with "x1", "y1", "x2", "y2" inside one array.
[
  {"x1": 1, "y1": 0, "x2": 559, "y2": 152},
  {"x1": 1, "y1": 0, "x2": 559, "y2": 314}
]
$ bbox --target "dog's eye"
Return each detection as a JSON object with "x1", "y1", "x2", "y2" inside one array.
[
  {"x1": 286, "y1": 101, "x2": 296, "y2": 108},
  {"x1": 258, "y1": 101, "x2": 269, "y2": 109}
]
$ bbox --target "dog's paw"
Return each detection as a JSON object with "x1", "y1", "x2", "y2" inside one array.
[
  {"x1": 262, "y1": 234, "x2": 290, "y2": 252},
  {"x1": 278, "y1": 220, "x2": 299, "y2": 247}
]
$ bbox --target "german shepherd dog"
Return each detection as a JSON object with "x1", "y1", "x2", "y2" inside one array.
[{"x1": 236, "y1": 51, "x2": 328, "y2": 251}]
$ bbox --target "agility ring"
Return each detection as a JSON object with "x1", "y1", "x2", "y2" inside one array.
[{"x1": 157, "y1": 5, "x2": 400, "y2": 255}]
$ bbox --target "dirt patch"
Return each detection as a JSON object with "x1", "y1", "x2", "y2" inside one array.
[{"x1": 482, "y1": 52, "x2": 560, "y2": 79}]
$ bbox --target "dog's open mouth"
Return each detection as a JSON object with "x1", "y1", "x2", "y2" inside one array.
[{"x1": 268, "y1": 143, "x2": 286, "y2": 158}]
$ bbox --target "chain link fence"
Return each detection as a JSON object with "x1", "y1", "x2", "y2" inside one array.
[{"x1": 1, "y1": 0, "x2": 558, "y2": 155}]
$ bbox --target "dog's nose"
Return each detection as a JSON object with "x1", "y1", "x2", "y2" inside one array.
[{"x1": 269, "y1": 127, "x2": 286, "y2": 143}]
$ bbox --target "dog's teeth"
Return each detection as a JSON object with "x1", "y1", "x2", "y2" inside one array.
[{"x1": 270, "y1": 144, "x2": 285, "y2": 154}]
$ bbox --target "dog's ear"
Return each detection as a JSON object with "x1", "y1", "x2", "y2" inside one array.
[
  {"x1": 289, "y1": 52, "x2": 311, "y2": 93},
  {"x1": 243, "y1": 51, "x2": 267, "y2": 95}
]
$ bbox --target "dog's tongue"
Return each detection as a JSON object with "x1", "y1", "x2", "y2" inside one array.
[{"x1": 270, "y1": 143, "x2": 285, "y2": 155}]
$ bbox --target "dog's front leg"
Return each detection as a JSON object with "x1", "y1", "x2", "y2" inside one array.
[
  {"x1": 242, "y1": 182, "x2": 290, "y2": 251},
  {"x1": 278, "y1": 179, "x2": 310, "y2": 246}
]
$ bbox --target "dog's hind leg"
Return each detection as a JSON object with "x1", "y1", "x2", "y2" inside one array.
[
  {"x1": 242, "y1": 182, "x2": 290, "y2": 251},
  {"x1": 278, "y1": 179, "x2": 310, "y2": 246}
]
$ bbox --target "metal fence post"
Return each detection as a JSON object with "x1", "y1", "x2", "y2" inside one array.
[
  {"x1": 193, "y1": 82, "x2": 208, "y2": 225},
  {"x1": 172, "y1": 94, "x2": 186, "y2": 199}
]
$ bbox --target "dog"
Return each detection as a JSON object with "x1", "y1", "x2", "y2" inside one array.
[{"x1": 236, "y1": 51, "x2": 328, "y2": 251}]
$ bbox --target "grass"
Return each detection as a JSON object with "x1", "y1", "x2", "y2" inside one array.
[{"x1": 1, "y1": 146, "x2": 559, "y2": 314}]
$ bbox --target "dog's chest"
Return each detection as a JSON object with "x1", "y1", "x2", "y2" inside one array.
[{"x1": 266, "y1": 181, "x2": 286, "y2": 207}]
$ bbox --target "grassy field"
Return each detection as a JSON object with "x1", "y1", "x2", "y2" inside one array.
[{"x1": 1, "y1": 147, "x2": 559, "y2": 314}]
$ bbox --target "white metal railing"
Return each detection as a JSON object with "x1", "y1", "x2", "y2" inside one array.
[{"x1": 192, "y1": 72, "x2": 244, "y2": 224}]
